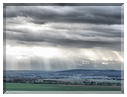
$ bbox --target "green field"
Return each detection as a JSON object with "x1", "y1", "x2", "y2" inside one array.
[{"x1": 4, "y1": 83, "x2": 121, "y2": 91}]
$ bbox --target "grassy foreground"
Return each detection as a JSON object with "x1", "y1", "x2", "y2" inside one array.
[{"x1": 4, "y1": 83, "x2": 121, "y2": 91}]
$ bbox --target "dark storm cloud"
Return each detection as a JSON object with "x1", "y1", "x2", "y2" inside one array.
[
  {"x1": 6, "y1": 29, "x2": 122, "y2": 51},
  {"x1": 44, "y1": 37, "x2": 122, "y2": 51},
  {"x1": 5, "y1": 6, "x2": 121, "y2": 25},
  {"x1": 29, "y1": 19, "x2": 47, "y2": 25},
  {"x1": 5, "y1": 6, "x2": 123, "y2": 52},
  {"x1": 6, "y1": 31, "x2": 45, "y2": 42},
  {"x1": 51, "y1": 26, "x2": 122, "y2": 38},
  {"x1": 87, "y1": 28, "x2": 122, "y2": 38}
]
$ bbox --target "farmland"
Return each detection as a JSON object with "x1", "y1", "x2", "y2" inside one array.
[
  {"x1": 3, "y1": 69, "x2": 124, "y2": 92},
  {"x1": 4, "y1": 83, "x2": 121, "y2": 91}
]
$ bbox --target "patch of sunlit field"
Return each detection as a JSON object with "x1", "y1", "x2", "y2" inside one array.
[{"x1": 4, "y1": 83, "x2": 121, "y2": 91}]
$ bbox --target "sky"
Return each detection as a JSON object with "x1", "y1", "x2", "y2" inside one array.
[{"x1": 3, "y1": 4, "x2": 124, "y2": 71}]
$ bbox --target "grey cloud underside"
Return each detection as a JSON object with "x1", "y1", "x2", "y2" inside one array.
[
  {"x1": 5, "y1": 21, "x2": 123, "y2": 51},
  {"x1": 6, "y1": 30, "x2": 122, "y2": 51},
  {"x1": 5, "y1": 6, "x2": 123, "y2": 50},
  {"x1": 5, "y1": 6, "x2": 121, "y2": 25}
]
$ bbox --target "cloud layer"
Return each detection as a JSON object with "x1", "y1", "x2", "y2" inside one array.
[{"x1": 4, "y1": 5, "x2": 124, "y2": 70}]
